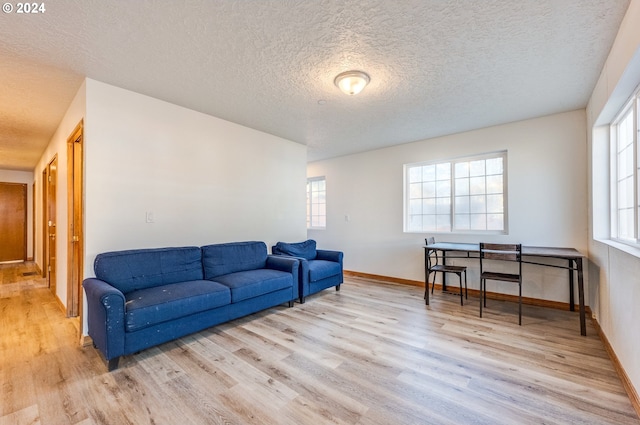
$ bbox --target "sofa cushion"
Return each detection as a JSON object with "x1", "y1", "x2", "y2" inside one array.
[
  {"x1": 213, "y1": 269, "x2": 293, "y2": 303},
  {"x1": 124, "y1": 280, "x2": 231, "y2": 332},
  {"x1": 94, "y1": 247, "x2": 204, "y2": 294},
  {"x1": 308, "y1": 260, "x2": 341, "y2": 282},
  {"x1": 273, "y1": 240, "x2": 317, "y2": 260},
  {"x1": 202, "y1": 241, "x2": 268, "y2": 279}
]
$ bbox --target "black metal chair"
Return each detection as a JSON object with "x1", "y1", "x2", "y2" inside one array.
[
  {"x1": 479, "y1": 243, "x2": 523, "y2": 325},
  {"x1": 425, "y1": 237, "x2": 467, "y2": 305}
]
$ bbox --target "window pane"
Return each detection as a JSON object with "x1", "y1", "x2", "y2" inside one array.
[
  {"x1": 469, "y1": 160, "x2": 485, "y2": 177},
  {"x1": 436, "y1": 214, "x2": 451, "y2": 231},
  {"x1": 436, "y1": 163, "x2": 451, "y2": 180},
  {"x1": 307, "y1": 177, "x2": 326, "y2": 229},
  {"x1": 436, "y1": 197, "x2": 450, "y2": 214},
  {"x1": 423, "y1": 165, "x2": 436, "y2": 181},
  {"x1": 455, "y1": 196, "x2": 469, "y2": 213},
  {"x1": 455, "y1": 177, "x2": 469, "y2": 196},
  {"x1": 619, "y1": 176, "x2": 633, "y2": 209},
  {"x1": 410, "y1": 182, "x2": 422, "y2": 199},
  {"x1": 454, "y1": 214, "x2": 470, "y2": 230},
  {"x1": 423, "y1": 199, "x2": 436, "y2": 214},
  {"x1": 436, "y1": 180, "x2": 451, "y2": 197},
  {"x1": 470, "y1": 195, "x2": 486, "y2": 213},
  {"x1": 486, "y1": 194, "x2": 503, "y2": 213},
  {"x1": 486, "y1": 175, "x2": 503, "y2": 194},
  {"x1": 619, "y1": 209, "x2": 634, "y2": 239},
  {"x1": 469, "y1": 176, "x2": 485, "y2": 195},
  {"x1": 423, "y1": 182, "x2": 436, "y2": 198},
  {"x1": 487, "y1": 214, "x2": 504, "y2": 231},
  {"x1": 423, "y1": 214, "x2": 436, "y2": 230},
  {"x1": 409, "y1": 215, "x2": 423, "y2": 231},
  {"x1": 486, "y1": 157, "x2": 503, "y2": 175},
  {"x1": 409, "y1": 167, "x2": 422, "y2": 183},
  {"x1": 470, "y1": 214, "x2": 487, "y2": 230},
  {"x1": 409, "y1": 199, "x2": 422, "y2": 215},
  {"x1": 455, "y1": 162, "x2": 469, "y2": 178}
]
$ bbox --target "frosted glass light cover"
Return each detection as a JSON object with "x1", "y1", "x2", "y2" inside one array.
[{"x1": 334, "y1": 71, "x2": 370, "y2": 95}]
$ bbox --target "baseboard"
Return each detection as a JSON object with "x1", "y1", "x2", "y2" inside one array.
[
  {"x1": 80, "y1": 334, "x2": 93, "y2": 347},
  {"x1": 54, "y1": 293, "x2": 66, "y2": 315},
  {"x1": 345, "y1": 270, "x2": 423, "y2": 287},
  {"x1": 344, "y1": 270, "x2": 592, "y2": 314},
  {"x1": 591, "y1": 317, "x2": 640, "y2": 418}
]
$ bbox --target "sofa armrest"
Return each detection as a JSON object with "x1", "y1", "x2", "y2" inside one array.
[
  {"x1": 316, "y1": 249, "x2": 344, "y2": 265},
  {"x1": 266, "y1": 255, "x2": 300, "y2": 300},
  {"x1": 83, "y1": 278, "x2": 126, "y2": 361}
]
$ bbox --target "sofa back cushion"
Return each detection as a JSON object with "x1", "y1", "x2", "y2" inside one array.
[
  {"x1": 273, "y1": 239, "x2": 317, "y2": 260},
  {"x1": 202, "y1": 241, "x2": 268, "y2": 279},
  {"x1": 94, "y1": 247, "x2": 203, "y2": 294}
]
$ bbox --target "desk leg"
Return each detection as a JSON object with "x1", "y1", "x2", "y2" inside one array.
[
  {"x1": 569, "y1": 259, "x2": 575, "y2": 312},
  {"x1": 442, "y1": 251, "x2": 448, "y2": 292},
  {"x1": 577, "y1": 257, "x2": 586, "y2": 336},
  {"x1": 424, "y1": 248, "x2": 429, "y2": 306}
]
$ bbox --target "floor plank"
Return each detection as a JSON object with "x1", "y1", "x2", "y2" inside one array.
[{"x1": 1, "y1": 263, "x2": 638, "y2": 424}]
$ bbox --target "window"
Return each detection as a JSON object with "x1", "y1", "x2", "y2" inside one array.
[
  {"x1": 307, "y1": 177, "x2": 326, "y2": 229},
  {"x1": 404, "y1": 151, "x2": 507, "y2": 233},
  {"x1": 611, "y1": 92, "x2": 639, "y2": 244}
]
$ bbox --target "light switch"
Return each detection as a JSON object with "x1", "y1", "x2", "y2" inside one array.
[{"x1": 146, "y1": 212, "x2": 154, "y2": 223}]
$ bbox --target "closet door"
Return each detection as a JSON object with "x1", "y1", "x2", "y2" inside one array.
[{"x1": 0, "y1": 182, "x2": 27, "y2": 262}]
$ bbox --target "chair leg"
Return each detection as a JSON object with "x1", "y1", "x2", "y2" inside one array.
[
  {"x1": 484, "y1": 280, "x2": 487, "y2": 307},
  {"x1": 431, "y1": 272, "x2": 436, "y2": 295},
  {"x1": 458, "y1": 273, "x2": 463, "y2": 306},
  {"x1": 464, "y1": 271, "x2": 468, "y2": 300},
  {"x1": 479, "y1": 278, "x2": 483, "y2": 318},
  {"x1": 518, "y1": 281, "x2": 522, "y2": 326}
]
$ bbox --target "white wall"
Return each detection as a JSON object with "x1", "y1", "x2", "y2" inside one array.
[
  {"x1": 308, "y1": 110, "x2": 588, "y2": 303},
  {"x1": 587, "y1": 0, "x2": 640, "y2": 401},
  {"x1": 33, "y1": 80, "x2": 86, "y2": 306},
  {"x1": 0, "y1": 169, "x2": 34, "y2": 259},
  {"x1": 83, "y1": 79, "x2": 308, "y2": 278}
]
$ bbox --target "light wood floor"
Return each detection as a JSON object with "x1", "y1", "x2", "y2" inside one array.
[{"x1": 1, "y1": 262, "x2": 639, "y2": 425}]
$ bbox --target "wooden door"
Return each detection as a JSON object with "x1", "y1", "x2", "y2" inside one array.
[
  {"x1": 67, "y1": 121, "x2": 83, "y2": 318},
  {"x1": 42, "y1": 169, "x2": 47, "y2": 277},
  {"x1": 0, "y1": 183, "x2": 27, "y2": 262},
  {"x1": 47, "y1": 156, "x2": 58, "y2": 293}
]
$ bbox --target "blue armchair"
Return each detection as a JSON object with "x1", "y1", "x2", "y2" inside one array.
[{"x1": 272, "y1": 239, "x2": 343, "y2": 303}]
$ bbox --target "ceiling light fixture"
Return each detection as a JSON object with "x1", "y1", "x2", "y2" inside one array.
[{"x1": 334, "y1": 70, "x2": 370, "y2": 95}]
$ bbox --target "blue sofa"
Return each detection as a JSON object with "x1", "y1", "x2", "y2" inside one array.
[
  {"x1": 272, "y1": 239, "x2": 343, "y2": 303},
  {"x1": 83, "y1": 241, "x2": 299, "y2": 371}
]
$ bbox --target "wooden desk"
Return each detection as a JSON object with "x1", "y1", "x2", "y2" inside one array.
[{"x1": 424, "y1": 242, "x2": 586, "y2": 336}]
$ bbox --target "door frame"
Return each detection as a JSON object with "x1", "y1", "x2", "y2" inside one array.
[
  {"x1": 66, "y1": 120, "x2": 84, "y2": 320},
  {"x1": 44, "y1": 155, "x2": 58, "y2": 294},
  {"x1": 42, "y1": 169, "x2": 47, "y2": 278}
]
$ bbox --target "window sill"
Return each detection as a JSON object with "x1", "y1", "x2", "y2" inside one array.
[{"x1": 594, "y1": 238, "x2": 640, "y2": 259}]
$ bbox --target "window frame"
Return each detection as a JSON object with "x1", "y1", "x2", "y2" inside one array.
[
  {"x1": 610, "y1": 90, "x2": 640, "y2": 246},
  {"x1": 403, "y1": 150, "x2": 508, "y2": 235},
  {"x1": 307, "y1": 176, "x2": 326, "y2": 230}
]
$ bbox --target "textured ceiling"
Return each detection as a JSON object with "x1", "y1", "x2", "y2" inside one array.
[{"x1": 0, "y1": 0, "x2": 631, "y2": 170}]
